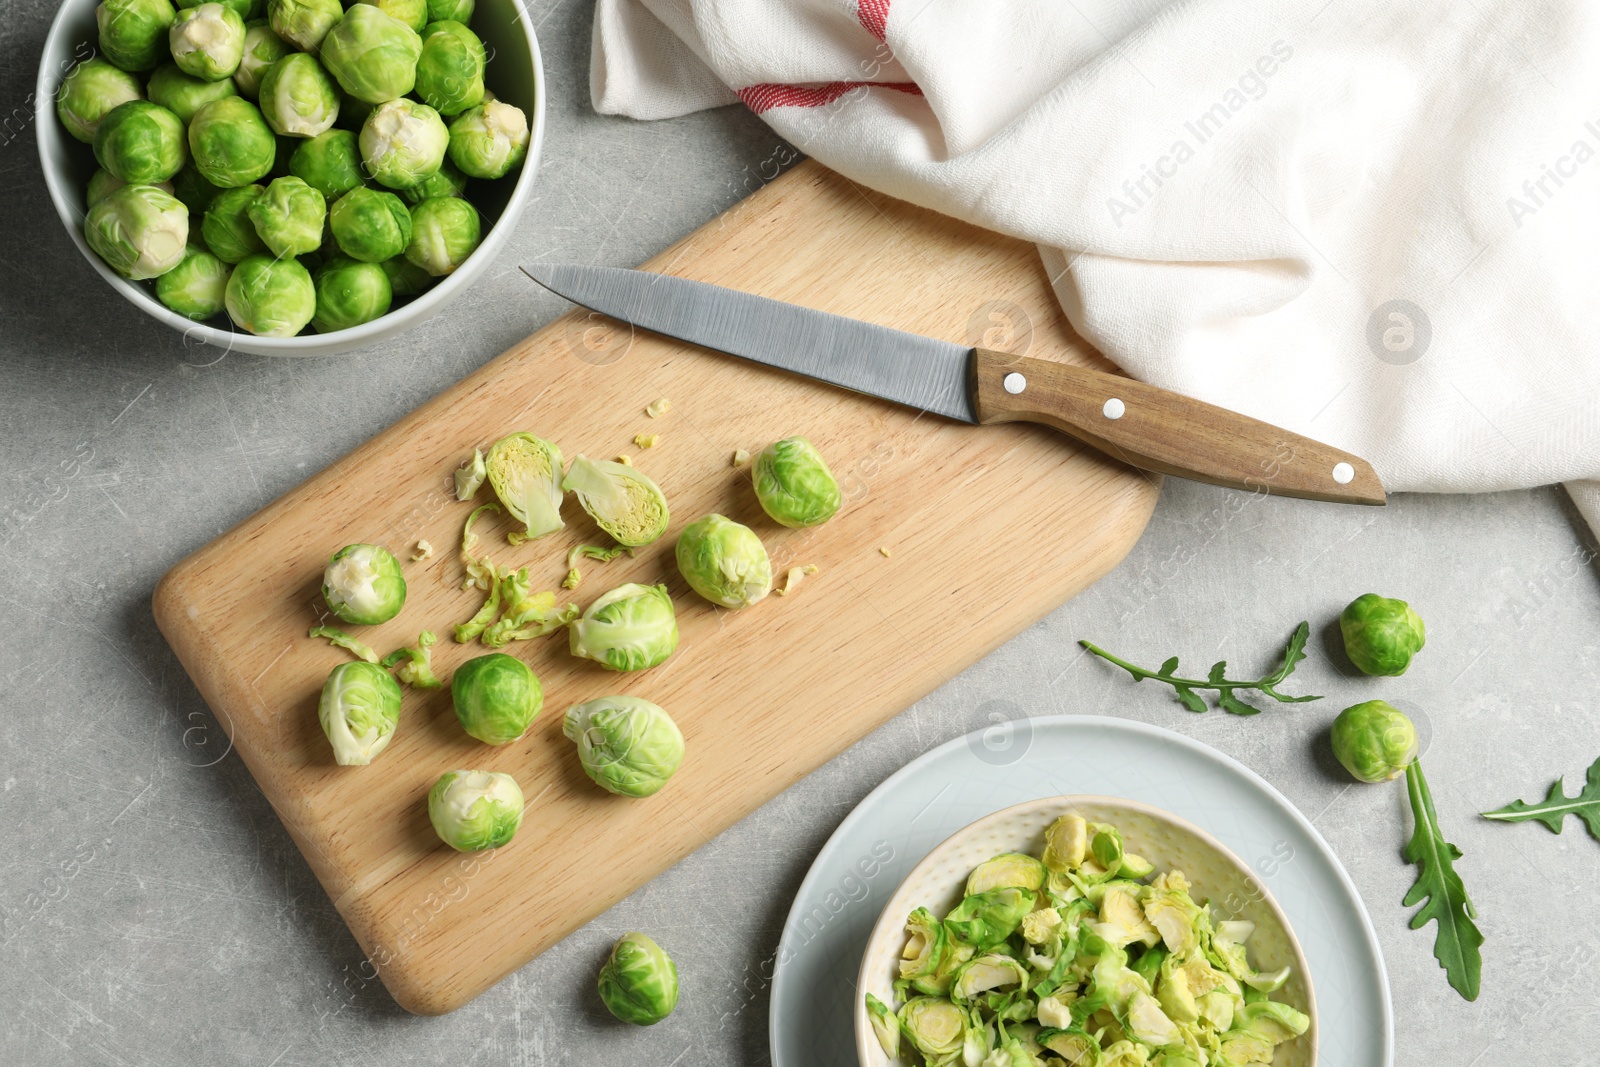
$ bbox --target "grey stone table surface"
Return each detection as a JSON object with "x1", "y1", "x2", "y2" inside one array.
[{"x1": 4, "y1": 2, "x2": 1599, "y2": 1064}]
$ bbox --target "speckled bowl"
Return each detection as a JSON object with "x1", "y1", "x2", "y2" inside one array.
[{"x1": 855, "y1": 795, "x2": 1317, "y2": 1067}]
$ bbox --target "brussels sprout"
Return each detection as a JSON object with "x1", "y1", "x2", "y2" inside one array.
[
  {"x1": 257, "y1": 52, "x2": 339, "y2": 136},
  {"x1": 1089, "y1": 822, "x2": 1124, "y2": 870},
  {"x1": 226, "y1": 253, "x2": 314, "y2": 333},
  {"x1": 451, "y1": 652, "x2": 541, "y2": 745},
  {"x1": 675, "y1": 514, "x2": 770, "y2": 609},
  {"x1": 87, "y1": 168, "x2": 174, "y2": 206},
  {"x1": 597, "y1": 932, "x2": 679, "y2": 1026},
  {"x1": 397, "y1": 157, "x2": 467, "y2": 204},
  {"x1": 85, "y1": 184, "x2": 189, "y2": 280},
  {"x1": 266, "y1": 0, "x2": 342, "y2": 51},
  {"x1": 320, "y1": 5, "x2": 423, "y2": 105},
  {"x1": 94, "y1": 101, "x2": 187, "y2": 184},
  {"x1": 414, "y1": 20, "x2": 484, "y2": 116},
  {"x1": 1042, "y1": 812, "x2": 1089, "y2": 872},
  {"x1": 360, "y1": 99, "x2": 448, "y2": 190},
  {"x1": 355, "y1": 0, "x2": 426, "y2": 31},
  {"x1": 562, "y1": 455, "x2": 668, "y2": 547},
  {"x1": 380, "y1": 253, "x2": 433, "y2": 296},
  {"x1": 944, "y1": 887, "x2": 1033, "y2": 950},
  {"x1": 446, "y1": 99, "x2": 527, "y2": 179},
  {"x1": 427, "y1": 769, "x2": 524, "y2": 850},
  {"x1": 484, "y1": 432, "x2": 564, "y2": 542},
  {"x1": 97, "y1": 0, "x2": 177, "y2": 72},
  {"x1": 967, "y1": 852, "x2": 1046, "y2": 895},
  {"x1": 563, "y1": 696, "x2": 685, "y2": 798},
  {"x1": 201, "y1": 182, "x2": 266, "y2": 260},
  {"x1": 319, "y1": 542, "x2": 406, "y2": 624},
  {"x1": 247, "y1": 175, "x2": 325, "y2": 257},
  {"x1": 170, "y1": 3, "x2": 246, "y2": 81},
  {"x1": 1339, "y1": 592, "x2": 1425, "y2": 676},
  {"x1": 569, "y1": 583, "x2": 678, "y2": 672},
  {"x1": 753, "y1": 436, "x2": 841, "y2": 528},
  {"x1": 950, "y1": 952, "x2": 1028, "y2": 1003},
  {"x1": 187, "y1": 96, "x2": 276, "y2": 186},
  {"x1": 328, "y1": 185, "x2": 411, "y2": 262},
  {"x1": 317, "y1": 659, "x2": 401, "y2": 765},
  {"x1": 232, "y1": 19, "x2": 289, "y2": 97},
  {"x1": 404, "y1": 195, "x2": 479, "y2": 275},
  {"x1": 147, "y1": 62, "x2": 236, "y2": 122},
  {"x1": 425, "y1": 0, "x2": 472, "y2": 21},
  {"x1": 177, "y1": 0, "x2": 260, "y2": 19},
  {"x1": 288, "y1": 129, "x2": 365, "y2": 199},
  {"x1": 156, "y1": 243, "x2": 230, "y2": 318},
  {"x1": 898, "y1": 907, "x2": 947, "y2": 981},
  {"x1": 899, "y1": 997, "x2": 965, "y2": 1063},
  {"x1": 864, "y1": 993, "x2": 899, "y2": 1059},
  {"x1": 56, "y1": 58, "x2": 144, "y2": 143},
  {"x1": 311, "y1": 255, "x2": 390, "y2": 331},
  {"x1": 1330, "y1": 699, "x2": 1417, "y2": 783}
]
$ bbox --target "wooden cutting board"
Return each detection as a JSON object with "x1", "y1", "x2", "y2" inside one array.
[{"x1": 153, "y1": 160, "x2": 1160, "y2": 1015}]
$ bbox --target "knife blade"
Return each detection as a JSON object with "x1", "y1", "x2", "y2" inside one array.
[{"x1": 521, "y1": 263, "x2": 1385, "y2": 506}]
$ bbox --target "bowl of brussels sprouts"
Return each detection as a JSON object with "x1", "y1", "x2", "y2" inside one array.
[{"x1": 36, "y1": 0, "x2": 544, "y2": 355}]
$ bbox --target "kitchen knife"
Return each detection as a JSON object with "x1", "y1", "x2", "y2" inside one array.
[{"x1": 522, "y1": 263, "x2": 1385, "y2": 506}]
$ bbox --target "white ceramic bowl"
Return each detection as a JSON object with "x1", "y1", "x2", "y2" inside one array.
[
  {"x1": 35, "y1": 0, "x2": 544, "y2": 356},
  {"x1": 855, "y1": 795, "x2": 1318, "y2": 1067}
]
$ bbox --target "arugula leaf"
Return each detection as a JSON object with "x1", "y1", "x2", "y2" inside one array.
[
  {"x1": 1078, "y1": 622, "x2": 1320, "y2": 714},
  {"x1": 1481, "y1": 756, "x2": 1600, "y2": 840},
  {"x1": 1403, "y1": 760, "x2": 1484, "y2": 1001}
]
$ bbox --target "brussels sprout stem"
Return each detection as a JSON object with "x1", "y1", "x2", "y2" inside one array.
[{"x1": 1078, "y1": 622, "x2": 1320, "y2": 715}]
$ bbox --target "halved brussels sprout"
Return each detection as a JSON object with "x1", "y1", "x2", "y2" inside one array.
[
  {"x1": 753, "y1": 436, "x2": 841, "y2": 528},
  {"x1": 864, "y1": 993, "x2": 900, "y2": 1059},
  {"x1": 147, "y1": 62, "x2": 236, "y2": 122},
  {"x1": 598, "y1": 932, "x2": 679, "y2": 1026},
  {"x1": 397, "y1": 157, "x2": 467, "y2": 204},
  {"x1": 561, "y1": 455, "x2": 668, "y2": 547},
  {"x1": 85, "y1": 184, "x2": 189, "y2": 280},
  {"x1": 98, "y1": 0, "x2": 177, "y2": 72},
  {"x1": 451, "y1": 652, "x2": 541, "y2": 745},
  {"x1": 233, "y1": 19, "x2": 289, "y2": 97},
  {"x1": 949, "y1": 953, "x2": 1028, "y2": 1003},
  {"x1": 170, "y1": 3, "x2": 246, "y2": 81},
  {"x1": 427, "y1": 769, "x2": 523, "y2": 850},
  {"x1": 320, "y1": 4, "x2": 423, "y2": 105},
  {"x1": 328, "y1": 185, "x2": 411, "y2": 262},
  {"x1": 899, "y1": 907, "x2": 946, "y2": 980},
  {"x1": 1089, "y1": 823, "x2": 1124, "y2": 870},
  {"x1": 380, "y1": 253, "x2": 433, "y2": 296},
  {"x1": 257, "y1": 52, "x2": 339, "y2": 136},
  {"x1": 563, "y1": 696, "x2": 685, "y2": 798},
  {"x1": 360, "y1": 99, "x2": 447, "y2": 190},
  {"x1": 317, "y1": 659, "x2": 401, "y2": 765},
  {"x1": 484, "y1": 431, "x2": 563, "y2": 543},
  {"x1": 156, "y1": 243, "x2": 230, "y2": 318},
  {"x1": 321, "y1": 542, "x2": 406, "y2": 624},
  {"x1": 899, "y1": 997, "x2": 965, "y2": 1062},
  {"x1": 1042, "y1": 812, "x2": 1089, "y2": 872},
  {"x1": 57, "y1": 58, "x2": 144, "y2": 143},
  {"x1": 446, "y1": 99, "x2": 527, "y2": 179},
  {"x1": 289, "y1": 129, "x2": 365, "y2": 199},
  {"x1": 188, "y1": 96, "x2": 276, "y2": 186},
  {"x1": 674, "y1": 514, "x2": 770, "y2": 609},
  {"x1": 404, "y1": 195, "x2": 479, "y2": 275},
  {"x1": 311, "y1": 255, "x2": 390, "y2": 331},
  {"x1": 266, "y1": 0, "x2": 342, "y2": 52},
  {"x1": 355, "y1": 0, "x2": 426, "y2": 31},
  {"x1": 246, "y1": 175, "x2": 324, "y2": 257},
  {"x1": 200, "y1": 182, "x2": 266, "y2": 260},
  {"x1": 569, "y1": 583, "x2": 679, "y2": 672},
  {"x1": 414, "y1": 20, "x2": 484, "y2": 116},
  {"x1": 967, "y1": 852, "x2": 1046, "y2": 896},
  {"x1": 94, "y1": 100, "x2": 187, "y2": 184},
  {"x1": 1339, "y1": 592, "x2": 1425, "y2": 676},
  {"x1": 1330, "y1": 699, "x2": 1417, "y2": 783}
]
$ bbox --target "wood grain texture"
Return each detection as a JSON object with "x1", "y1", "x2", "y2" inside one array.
[{"x1": 152, "y1": 160, "x2": 1160, "y2": 1015}]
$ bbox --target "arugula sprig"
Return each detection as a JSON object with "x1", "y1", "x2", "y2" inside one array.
[
  {"x1": 1404, "y1": 760, "x2": 1484, "y2": 1001},
  {"x1": 1078, "y1": 622, "x2": 1321, "y2": 715},
  {"x1": 1482, "y1": 756, "x2": 1600, "y2": 840}
]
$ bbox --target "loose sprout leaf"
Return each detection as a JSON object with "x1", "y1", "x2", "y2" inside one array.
[
  {"x1": 646, "y1": 397, "x2": 671, "y2": 418},
  {"x1": 1403, "y1": 760, "x2": 1484, "y2": 1001},
  {"x1": 633, "y1": 433, "x2": 658, "y2": 449},
  {"x1": 774, "y1": 563, "x2": 818, "y2": 597},
  {"x1": 411, "y1": 539, "x2": 433, "y2": 562},
  {"x1": 309, "y1": 625, "x2": 380, "y2": 663},
  {"x1": 380, "y1": 631, "x2": 442, "y2": 689},
  {"x1": 561, "y1": 543, "x2": 630, "y2": 591},
  {"x1": 459, "y1": 501, "x2": 501, "y2": 591},
  {"x1": 454, "y1": 567, "x2": 503, "y2": 644},
  {"x1": 482, "y1": 568, "x2": 579, "y2": 647},
  {"x1": 1079, "y1": 623, "x2": 1321, "y2": 714},
  {"x1": 454, "y1": 448, "x2": 486, "y2": 501},
  {"x1": 1481, "y1": 756, "x2": 1600, "y2": 840}
]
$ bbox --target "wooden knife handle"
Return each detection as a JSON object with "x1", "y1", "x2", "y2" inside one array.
[{"x1": 970, "y1": 349, "x2": 1385, "y2": 505}]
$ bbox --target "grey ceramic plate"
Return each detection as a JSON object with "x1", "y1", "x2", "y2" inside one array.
[{"x1": 767, "y1": 715, "x2": 1392, "y2": 1067}]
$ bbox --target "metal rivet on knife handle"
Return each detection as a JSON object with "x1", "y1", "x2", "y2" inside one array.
[
  {"x1": 1103, "y1": 398, "x2": 1126, "y2": 420},
  {"x1": 1003, "y1": 372, "x2": 1027, "y2": 395}
]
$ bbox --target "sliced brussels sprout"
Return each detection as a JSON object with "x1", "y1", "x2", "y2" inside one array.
[
  {"x1": 415, "y1": 20, "x2": 485, "y2": 116},
  {"x1": 57, "y1": 58, "x2": 145, "y2": 142},
  {"x1": 945, "y1": 887, "x2": 1034, "y2": 950},
  {"x1": 1232, "y1": 1000, "x2": 1309, "y2": 1044},
  {"x1": 247, "y1": 175, "x2": 325, "y2": 257},
  {"x1": 320, "y1": 4, "x2": 423, "y2": 105},
  {"x1": 1196, "y1": 990, "x2": 1234, "y2": 1031},
  {"x1": 482, "y1": 568, "x2": 578, "y2": 648},
  {"x1": 568, "y1": 582, "x2": 678, "y2": 672},
  {"x1": 1042, "y1": 813, "x2": 1089, "y2": 872},
  {"x1": 898, "y1": 907, "x2": 946, "y2": 980},
  {"x1": 899, "y1": 997, "x2": 966, "y2": 1063},
  {"x1": 266, "y1": 0, "x2": 342, "y2": 52},
  {"x1": 484, "y1": 431, "x2": 564, "y2": 543},
  {"x1": 753, "y1": 436, "x2": 841, "y2": 528},
  {"x1": 1130, "y1": 944, "x2": 1167, "y2": 987},
  {"x1": 1039, "y1": 1026, "x2": 1101, "y2": 1066},
  {"x1": 329, "y1": 185, "x2": 411, "y2": 262},
  {"x1": 233, "y1": 19, "x2": 289, "y2": 98},
  {"x1": 1094, "y1": 882, "x2": 1160, "y2": 949},
  {"x1": 355, "y1": 0, "x2": 426, "y2": 31},
  {"x1": 188, "y1": 96, "x2": 276, "y2": 187},
  {"x1": 446, "y1": 98, "x2": 528, "y2": 179},
  {"x1": 1339, "y1": 592, "x2": 1425, "y2": 676},
  {"x1": 1125, "y1": 990, "x2": 1180, "y2": 1047},
  {"x1": 311, "y1": 255, "x2": 391, "y2": 332},
  {"x1": 320, "y1": 542, "x2": 406, "y2": 624},
  {"x1": 597, "y1": 932, "x2": 679, "y2": 1025},
  {"x1": 1020, "y1": 906, "x2": 1064, "y2": 947},
  {"x1": 1089, "y1": 824, "x2": 1124, "y2": 871},
  {"x1": 85, "y1": 184, "x2": 189, "y2": 280},
  {"x1": 317, "y1": 659, "x2": 401, "y2": 765},
  {"x1": 454, "y1": 448, "x2": 486, "y2": 500},
  {"x1": 94, "y1": 100, "x2": 187, "y2": 184},
  {"x1": 427, "y1": 769, "x2": 523, "y2": 851},
  {"x1": 1330, "y1": 699, "x2": 1417, "y2": 783},
  {"x1": 561, "y1": 455, "x2": 668, "y2": 547},
  {"x1": 378, "y1": 630, "x2": 441, "y2": 688},
  {"x1": 170, "y1": 3, "x2": 246, "y2": 82},
  {"x1": 967, "y1": 852, "x2": 1047, "y2": 896},
  {"x1": 404, "y1": 195, "x2": 480, "y2": 275},
  {"x1": 1217, "y1": 1031, "x2": 1274, "y2": 1066},
  {"x1": 200, "y1": 182, "x2": 267, "y2": 261},
  {"x1": 98, "y1": 0, "x2": 178, "y2": 72},
  {"x1": 950, "y1": 953, "x2": 1028, "y2": 1004},
  {"x1": 257, "y1": 52, "x2": 339, "y2": 136},
  {"x1": 156, "y1": 242, "x2": 230, "y2": 318},
  {"x1": 563, "y1": 696, "x2": 685, "y2": 798},
  {"x1": 674, "y1": 514, "x2": 770, "y2": 609},
  {"x1": 450, "y1": 652, "x2": 541, "y2": 745},
  {"x1": 864, "y1": 993, "x2": 900, "y2": 1059}
]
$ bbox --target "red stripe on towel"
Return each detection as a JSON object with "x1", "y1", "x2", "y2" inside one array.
[
  {"x1": 858, "y1": 0, "x2": 891, "y2": 41},
  {"x1": 736, "y1": 81, "x2": 921, "y2": 115}
]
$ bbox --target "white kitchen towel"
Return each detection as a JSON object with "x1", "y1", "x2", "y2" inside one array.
[{"x1": 592, "y1": 0, "x2": 1600, "y2": 532}]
